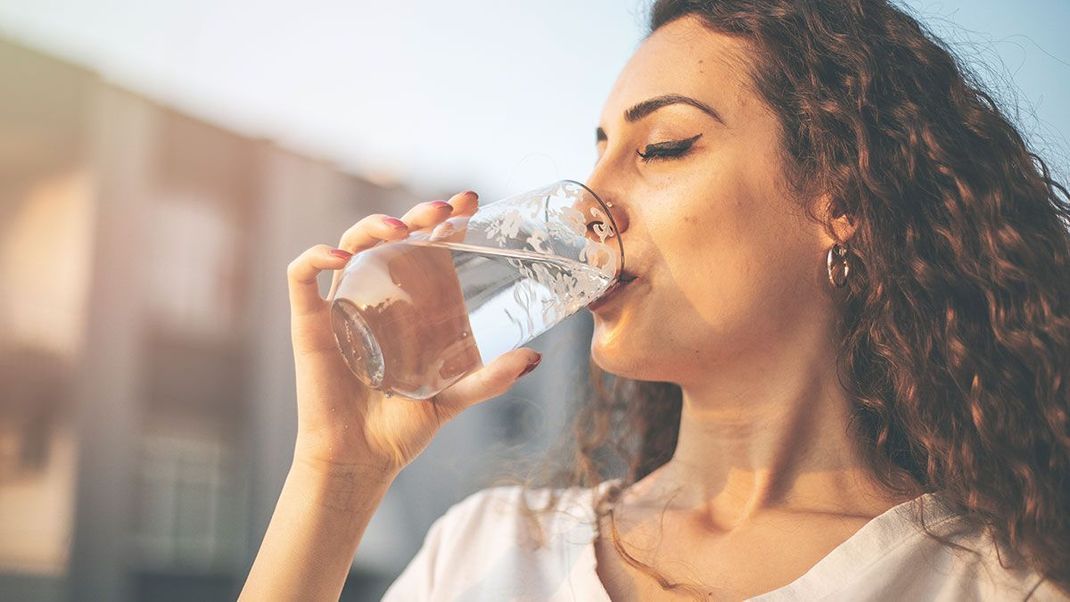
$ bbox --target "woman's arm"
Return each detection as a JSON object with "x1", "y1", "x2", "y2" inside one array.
[
  {"x1": 239, "y1": 458, "x2": 395, "y2": 601},
  {"x1": 239, "y1": 190, "x2": 541, "y2": 599}
]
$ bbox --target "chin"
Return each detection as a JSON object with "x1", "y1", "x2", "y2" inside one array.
[
  {"x1": 589, "y1": 318, "x2": 697, "y2": 383},
  {"x1": 588, "y1": 323, "x2": 651, "y2": 380}
]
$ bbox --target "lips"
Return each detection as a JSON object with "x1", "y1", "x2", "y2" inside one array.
[{"x1": 587, "y1": 273, "x2": 640, "y2": 311}]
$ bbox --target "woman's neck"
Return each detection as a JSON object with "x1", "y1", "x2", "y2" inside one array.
[{"x1": 636, "y1": 349, "x2": 915, "y2": 530}]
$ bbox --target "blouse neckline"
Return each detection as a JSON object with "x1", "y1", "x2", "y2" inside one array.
[{"x1": 576, "y1": 478, "x2": 961, "y2": 601}]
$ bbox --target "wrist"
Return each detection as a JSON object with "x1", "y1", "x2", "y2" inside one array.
[
  {"x1": 291, "y1": 447, "x2": 399, "y2": 480},
  {"x1": 292, "y1": 432, "x2": 404, "y2": 477},
  {"x1": 287, "y1": 456, "x2": 397, "y2": 514}
]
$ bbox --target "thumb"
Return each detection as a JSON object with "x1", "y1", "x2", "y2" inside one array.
[{"x1": 433, "y1": 348, "x2": 543, "y2": 415}]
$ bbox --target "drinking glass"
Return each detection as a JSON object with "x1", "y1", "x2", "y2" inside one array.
[{"x1": 328, "y1": 180, "x2": 624, "y2": 400}]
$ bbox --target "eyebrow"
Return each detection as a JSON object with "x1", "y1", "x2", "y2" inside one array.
[{"x1": 596, "y1": 93, "x2": 725, "y2": 142}]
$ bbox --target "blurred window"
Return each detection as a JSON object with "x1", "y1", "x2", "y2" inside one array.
[
  {"x1": 147, "y1": 196, "x2": 238, "y2": 340},
  {"x1": 132, "y1": 434, "x2": 231, "y2": 569}
]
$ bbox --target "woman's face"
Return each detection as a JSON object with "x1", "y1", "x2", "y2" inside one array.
[{"x1": 587, "y1": 16, "x2": 842, "y2": 385}]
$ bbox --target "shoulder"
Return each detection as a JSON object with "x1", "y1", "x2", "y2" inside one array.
[
  {"x1": 850, "y1": 499, "x2": 1065, "y2": 601},
  {"x1": 380, "y1": 482, "x2": 606, "y2": 601},
  {"x1": 928, "y1": 521, "x2": 1067, "y2": 601},
  {"x1": 766, "y1": 494, "x2": 1067, "y2": 601}
]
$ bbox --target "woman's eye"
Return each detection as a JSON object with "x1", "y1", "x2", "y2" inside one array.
[{"x1": 636, "y1": 133, "x2": 702, "y2": 162}]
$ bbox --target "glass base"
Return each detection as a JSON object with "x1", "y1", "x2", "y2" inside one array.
[{"x1": 330, "y1": 299, "x2": 385, "y2": 390}]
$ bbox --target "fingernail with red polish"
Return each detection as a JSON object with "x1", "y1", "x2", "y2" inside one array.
[
  {"x1": 384, "y1": 217, "x2": 407, "y2": 229},
  {"x1": 463, "y1": 190, "x2": 479, "y2": 199},
  {"x1": 329, "y1": 248, "x2": 353, "y2": 260},
  {"x1": 430, "y1": 201, "x2": 453, "y2": 210},
  {"x1": 517, "y1": 354, "x2": 542, "y2": 379}
]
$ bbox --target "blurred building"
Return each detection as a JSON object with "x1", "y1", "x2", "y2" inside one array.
[{"x1": 0, "y1": 37, "x2": 593, "y2": 601}]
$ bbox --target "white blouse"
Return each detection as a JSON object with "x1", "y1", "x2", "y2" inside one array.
[{"x1": 381, "y1": 479, "x2": 1064, "y2": 601}]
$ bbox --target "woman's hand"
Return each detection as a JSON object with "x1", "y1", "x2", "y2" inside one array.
[{"x1": 286, "y1": 190, "x2": 542, "y2": 478}]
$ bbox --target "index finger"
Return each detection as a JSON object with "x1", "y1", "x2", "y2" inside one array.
[
  {"x1": 446, "y1": 190, "x2": 480, "y2": 217},
  {"x1": 430, "y1": 191, "x2": 480, "y2": 243},
  {"x1": 287, "y1": 244, "x2": 352, "y2": 318}
]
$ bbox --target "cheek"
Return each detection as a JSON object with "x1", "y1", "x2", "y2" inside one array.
[
  {"x1": 593, "y1": 193, "x2": 819, "y2": 379},
  {"x1": 657, "y1": 183, "x2": 814, "y2": 332}
]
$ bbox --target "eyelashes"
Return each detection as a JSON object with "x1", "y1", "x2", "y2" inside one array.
[{"x1": 636, "y1": 133, "x2": 703, "y2": 162}]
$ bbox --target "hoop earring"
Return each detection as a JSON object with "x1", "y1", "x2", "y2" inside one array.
[{"x1": 827, "y1": 243, "x2": 850, "y2": 288}]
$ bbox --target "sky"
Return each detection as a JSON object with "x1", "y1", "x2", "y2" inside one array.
[{"x1": 0, "y1": 0, "x2": 1067, "y2": 200}]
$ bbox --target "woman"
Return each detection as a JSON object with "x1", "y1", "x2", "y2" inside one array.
[{"x1": 241, "y1": 0, "x2": 1070, "y2": 600}]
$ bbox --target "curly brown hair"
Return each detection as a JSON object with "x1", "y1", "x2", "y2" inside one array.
[{"x1": 493, "y1": 0, "x2": 1070, "y2": 599}]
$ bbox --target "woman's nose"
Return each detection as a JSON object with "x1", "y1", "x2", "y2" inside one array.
[
  {"x1": 573, "y1": 179, "x2": 627, "y2": 279},
  {"x1": 580, "y1": 179, "x2": 629, "y2": 242}
]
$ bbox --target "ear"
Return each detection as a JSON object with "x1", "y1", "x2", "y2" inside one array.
[{"x1": 817, "y1": 193, "x2": 858, "y2": 245}]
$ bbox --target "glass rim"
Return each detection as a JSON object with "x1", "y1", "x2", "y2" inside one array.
[{"x1": 561, "y1": 179, "x2": 626, "y2": 280}]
